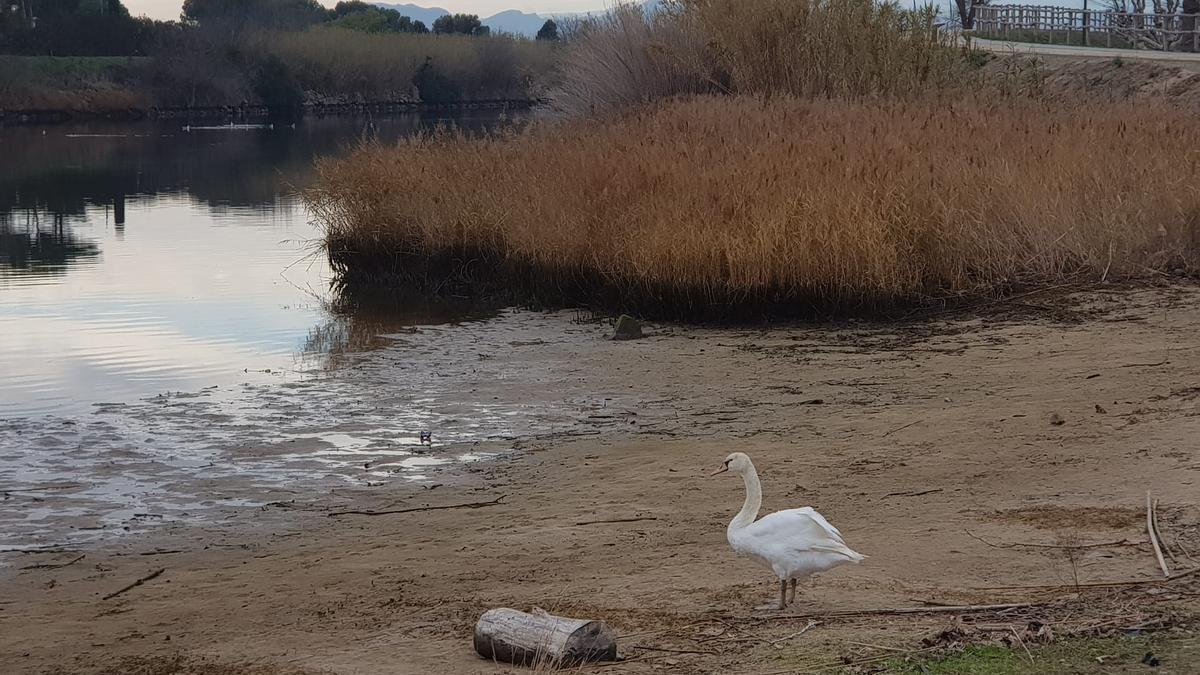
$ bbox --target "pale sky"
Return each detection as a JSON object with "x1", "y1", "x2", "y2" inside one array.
[{"x1": 122, "y1": 0, "x2": 600, "y2": 20}]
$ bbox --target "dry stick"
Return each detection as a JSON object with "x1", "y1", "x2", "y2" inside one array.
[
  {"x1": 965, "y1": 530, "x2": 1134, "y2": 551},
  {"x1": 21, "y1": 554, "x2": 85, "y2": 570},
  {"x1": 770, "y1": 620, "x2": 819, "y2": 647},
  {"x1": 746, "y1": 602, "x2": 1040, "y2": 621},
  {"x1": 881, "y1": 420, "x2": 921, "y2": 437},
  {"x1": 103, "y1": 568, "x2": 164, "y2": 600},
  {"x1": 630, "y1": 645, "x2": 715, "y2": 656},
  {"x1": 1121, "y1": 359, "x2": 1169, "y2": 368},
  {"x1": 845, "y1": 640, "x2": 908, "y2": 652},
  {"x1": 1011, "y1": 626, "x2": 1035, "y2": 665},
  {"x1": 974, "y1": 566, "x2": 1200, "y2": 591},
  {"x1": 1147, "y1": 491, "x2": 1171, "y2": 578},
  {"x1": 327, "y1": 495, "x2": 505, "y2": 517},
  {"x1": 1150, "y1": 497, "x2": 1178, "y2": 565},
  {"x1": 885, "y1": 488, "x2": 942, "y2": 498},
  {"x1": 574, "y1": 517, "x2": 659, "y2": 526}
]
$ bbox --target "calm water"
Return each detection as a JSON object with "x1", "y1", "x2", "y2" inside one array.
[{"x1": 0, "y1": 115, "x2": 504, "y2": 418}]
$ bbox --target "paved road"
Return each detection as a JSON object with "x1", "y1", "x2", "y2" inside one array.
[{"x1": 971, "y1": 38, "x2": 1200, "y2": 63}]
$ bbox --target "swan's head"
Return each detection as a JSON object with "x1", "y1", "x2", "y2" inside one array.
[{"x1": 710, "y1": 452, "x2": 752, "y2": 477}]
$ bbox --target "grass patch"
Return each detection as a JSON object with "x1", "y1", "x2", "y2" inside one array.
[
  {"x1": 886, "y1": 635, "x2": 1199, "y2": 673},
  {"x1": 307, "y1": 95, "x2": 1200, "y2": 319},
  {"x1": 0, "y1": 55, "x2": 144, "y2": 80},
  {"x1": 0, "y1": 55, "x2": 148, "y2": 111},
  {"x1": 972, "y1": 29, "x2": 1140, "y2": 50}
]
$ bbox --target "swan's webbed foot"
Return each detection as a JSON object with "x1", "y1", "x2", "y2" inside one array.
[
  {"x1": 787, "y1": 578, "x2": 797, "y2": 605},
  {"x1": 778, "y1": 579, "x2": 788, "y2": 610}
]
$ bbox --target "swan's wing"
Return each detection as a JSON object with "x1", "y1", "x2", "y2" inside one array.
[
  {"x1": 733, "y1": 508, "x2": 865, "y2": 566},
  {"x1": 792, "y1": 507, "x2": 843, "y2": 540},
  {"x1": 749, "y1": 508, "x2": 847, "y2": 548}
]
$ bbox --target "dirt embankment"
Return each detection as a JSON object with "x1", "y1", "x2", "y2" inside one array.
[
  {"x1": 2, "y1": 285, "x2": 1200, "y2": 674},
  {"x1": 985, "y1": 51, "x2": 1200, "y2": 105}
]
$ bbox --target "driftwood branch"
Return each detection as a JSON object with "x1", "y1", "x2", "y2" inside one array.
[
  {"x1": 21, "y1": 554, "x2": 85, "y2": 570},
  {"x1": 886, "y1": 488, "x2": 942, "y2": 498},
  {"x1": 1121, "y1": 359, "x2": 1169, "y2": 368},
  {"x1": 881, "y1": 420, "x2": 921, "y2": 437},
  {"x1": 1150, "y1": 496, "x2": 1178, "y2": 564},
  {"x1": 328, "y1": 495, "x2": 505, "y2": 517},
  {"x1": 750, "y1": 602, "x2": 1040, "y2": 620},
  {"x1": 574, "y1": 517, "x2": 659, "y2": 526},
  {"x1": 965, "y1": 530, "x2": 1135, "y2": 551},
  {"x1": 1147, "y1": 491, "x2": 1171, "y2": 578},
  {"x1": 631, "y1": 645, "x2": 716, "y2": 655},
  {"x1": 474, "y1": 607, "x2": 616, "y2": 665},
  {"x1": 974, "y1": 566, "x2": 1200, "y2": 591},
  {"x1": 103, "y1": 568, "x2": 165, "y2": 600}
]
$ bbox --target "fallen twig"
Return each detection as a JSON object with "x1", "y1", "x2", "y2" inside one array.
[
  {"x1": 139, "y1": 549, "x2": 183, "y2": 556},
  {"x1": 103, "y1": 568, "x2": 165, "y2": 600},
  {"x1": 770, "y1": 620, "x2": 819, "y2": 647},
  {"x1": 845, "y1": 640, "x2": 908, "y2": 652},
  {"x1": 885, "y1": 488, "x2": 942, "y2": 498},
  {"x1": 974, "y1": 566, "x2": 1200, "y2": 590},
  {"x1": 1010, "y1": 626, "x2": 1035, "y2": 665},
  {"x1": 1150, "y1": 497, "x2": 1178, "y2": 565},
  {"x1": 881, "y1": 420, "x2": 921, "y2": 437},
  {"x1": 966, "y1": 530, "x2": 1135, "y2": 551},
  {"x1": 21, "y1": 554, "x2": 85, "y2": 570},
  {"x1": 748, "y1": 602, "x2": 1040, "y2": 620},
  {"x1": 631, "y1": 645, "x2": 715, "y2": 655},
  {"x1": 574, "y1": 517, "x2": 658, "y2": 526},
  {"x1": 327, "y1": 495, "x2": 505, "y2": 517},
  {"x1": 1120, "y1": 359, "x2": 1168, "y2": 368},
  {"x1": 1147, "y1": 491, "x2": 1171, "y2": 578}
]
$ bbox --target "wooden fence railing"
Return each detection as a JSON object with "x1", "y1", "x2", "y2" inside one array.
[{"x1": 973, "y1": 4, "x2": 1200, "y2": 51}]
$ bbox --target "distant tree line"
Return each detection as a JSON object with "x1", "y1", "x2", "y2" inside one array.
[{"x1": 0, "y1": 0, "x2": 499, "y2": 56}]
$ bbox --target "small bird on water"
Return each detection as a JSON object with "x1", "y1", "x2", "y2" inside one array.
[{"x1": 711, "y1": 452, "x2": 865, "y2": 610}]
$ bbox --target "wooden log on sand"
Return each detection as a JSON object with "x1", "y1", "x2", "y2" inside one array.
[{"x1": 473, "y1": 607, "x2": 617, "y2": 666}]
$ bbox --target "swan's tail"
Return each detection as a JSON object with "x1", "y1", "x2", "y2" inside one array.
[{"x1": 811, "y1": 543, "x2": 866, "y2": 563}]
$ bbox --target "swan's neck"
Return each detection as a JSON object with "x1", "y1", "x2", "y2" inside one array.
[{"x1": 728, "y1": 465, "x2": 762, "y2": 534}]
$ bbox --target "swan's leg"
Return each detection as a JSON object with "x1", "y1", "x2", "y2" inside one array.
[
  {"x1": 788, "y1": 578, "x2": 797, "y2": 605},
  {"x1": 778, "y1": 579, "x2": 788, "y2": 610}
]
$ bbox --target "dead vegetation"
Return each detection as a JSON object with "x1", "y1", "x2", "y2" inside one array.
[{"x1": 308, "y1": 95, "x2": 1200, "y2": 318}]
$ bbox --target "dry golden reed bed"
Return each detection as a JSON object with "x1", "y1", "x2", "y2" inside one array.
[{"x1": 308, "y1": 96, "x2": 1200, "y2": 315}]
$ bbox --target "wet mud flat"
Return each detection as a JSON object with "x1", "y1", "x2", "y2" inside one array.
[{"x1": 2, "y1": 285, "x2": 1200, "y2": 673}]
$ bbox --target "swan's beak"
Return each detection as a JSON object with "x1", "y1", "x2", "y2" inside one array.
[{"x1": 709, "y1": 465, "x2": 728, "y2": 477}]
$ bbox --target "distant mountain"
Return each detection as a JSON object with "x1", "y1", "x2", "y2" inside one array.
[
  {"x1": 374, "y1": 3, "x2": 452, "y2": 28},
  {"x1": 482, "y1": 9, "x2": 550, "y2": 36},
  {"x1": 374, "y1": 1, "x2": 664, "y2": 37}
]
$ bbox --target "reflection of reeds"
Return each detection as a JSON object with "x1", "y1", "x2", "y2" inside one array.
[
  {"x1": 0, "y1": 212, "x2": 100, "y2": 274},
  {"x1": 308, "y1": 96, "x2": 1200, "y2": 318},
  {"x1": 298, "y1": 290, "x2": 502, "y2": 370}
]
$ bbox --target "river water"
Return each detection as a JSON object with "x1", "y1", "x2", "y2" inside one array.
[
  {"x1": 0, "y1": 114, "x2": 547, "y2": 549},
  {"x1": 0, "y1": 115, "x2": 510, "y2": 417}
]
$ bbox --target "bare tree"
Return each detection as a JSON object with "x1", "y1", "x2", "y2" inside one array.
[
  {"x1": 953, "y1": 0, "x2": 989, "y2": 30},
  {"x1": 1107, "y1": 0, "x2": 1186, "y2": 49}
]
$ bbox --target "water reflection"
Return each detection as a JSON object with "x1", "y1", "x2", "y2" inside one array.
[
  {"x1": 0, "y1": 212, "x2": 100, "y2": 274},
  {"x1": 300, "y1": 290, "x2": 504, "y2": 369},
  {"x1": 0, "y1": 114, "x2": 511, "y2": 416}
]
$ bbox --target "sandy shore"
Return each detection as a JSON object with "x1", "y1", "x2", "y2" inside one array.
[{"x1": 3, "y1": 284, "x2": 1200, "y2": 674}]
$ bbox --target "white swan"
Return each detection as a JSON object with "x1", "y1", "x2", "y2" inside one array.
[{"x1": 711, "y1": 452, "x2": 865, "y2": 609}]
